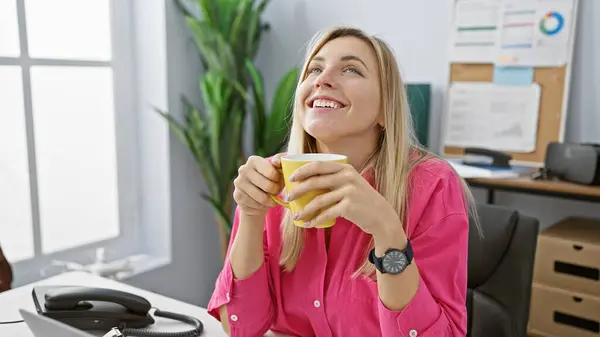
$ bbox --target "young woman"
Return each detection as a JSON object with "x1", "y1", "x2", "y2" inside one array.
[{"x1": 207, "y1": 26, "x2": 477, "y2": 337}]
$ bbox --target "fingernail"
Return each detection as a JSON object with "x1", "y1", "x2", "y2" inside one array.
[
  {"x1": 304, "y1": 221, "x2": 311, "y2": 227},
  {"x1": 288, "y1": 175, "x2": 295, "y2": 182},
  {"x1": 283, "y1": 193, "x2": 290, "y2": 202},
  {"x1": 292, "y1": 212, "x2": 299, "y2": 220}
]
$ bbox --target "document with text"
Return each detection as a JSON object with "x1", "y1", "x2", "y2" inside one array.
[
  {"x1": 449, "y1": 0, "x2": 503, "y2": 63},
  {"x1": 443, "y1": 82, "x2": 541, "y2": 153},
  {"x1": 450, "y1": 0, "x2": 576, "y2": 66},
  {"x1": 496, "y1": 0, "x2": 575, "y2": 66}
]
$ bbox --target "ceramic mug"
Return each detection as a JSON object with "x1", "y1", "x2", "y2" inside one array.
[{"x1": 271, "y1": 153, "x2": 348, "y2": 228}]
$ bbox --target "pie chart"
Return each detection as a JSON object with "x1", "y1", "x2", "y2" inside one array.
[{"x1": 539, "y1": 11, "x2": 564, "y2": 36}]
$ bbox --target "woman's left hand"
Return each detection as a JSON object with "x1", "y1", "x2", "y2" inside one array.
[{"x1": 287, "y1": 161, "x2": 399, "y2": 237}]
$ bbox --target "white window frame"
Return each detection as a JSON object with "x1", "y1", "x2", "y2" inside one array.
[{"x1": 2, "y1": 0, "x2": 171, "y2": 286}]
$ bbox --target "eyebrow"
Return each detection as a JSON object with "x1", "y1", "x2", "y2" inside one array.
[{"x1": 311, "y1": 55, "x2": 369, "y2": 70}]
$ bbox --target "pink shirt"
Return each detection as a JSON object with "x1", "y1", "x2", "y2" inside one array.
[{"x1": 207, "y1": 158, "x2": 469, "y2": 337}]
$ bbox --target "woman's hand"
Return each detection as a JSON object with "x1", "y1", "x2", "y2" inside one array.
[
  {"x1": 286, "y1": 161, "x2": 400, "y2": 237},
  {"x1": 233, "y1": 154, "x2": 285, "y2": 218}
]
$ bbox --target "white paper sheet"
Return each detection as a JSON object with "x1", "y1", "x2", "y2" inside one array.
[
  {"x1": 447, "y1": 161, "x2": 521, "y2": 179},
  {"x1": 443, "y1": 82, "x2": 541, "y2": 153},
  {"x1": 496, "y1": 0, "x2": 574, "y2": 66},
  {"x1": 449, "y1": 0, "x2": 503, "y2": 63}
]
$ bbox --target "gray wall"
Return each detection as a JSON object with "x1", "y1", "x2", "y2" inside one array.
[
  {"x1": 125, "y1": 0, "x2": 222, "y2": 306},
  {"x1": 566, "y1": 0, "x2": 600, "y2": 143},
  {"x1": 131, "y1": 0, "x2": 599, "y2": 306}
]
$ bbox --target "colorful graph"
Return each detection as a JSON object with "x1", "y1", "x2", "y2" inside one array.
[{"x1": 539, "y1": 11, "x2": 564, "y2": 36}]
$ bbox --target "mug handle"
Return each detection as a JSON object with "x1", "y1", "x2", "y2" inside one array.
[{"x1": 270, "y1": 194, "x2": 289, "y2": 208}]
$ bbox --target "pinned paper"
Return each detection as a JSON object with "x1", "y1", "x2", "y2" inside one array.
[
  {"x1": 493, "y1": 66, "x2": 534, "y2": 86},
  {"x1": 499, "y1": 55, "x2": 517, "y2": 63}
]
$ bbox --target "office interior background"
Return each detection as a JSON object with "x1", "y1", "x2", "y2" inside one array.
[{"x1": 1, "y1": 0, "x2": 599, "y2": 336}]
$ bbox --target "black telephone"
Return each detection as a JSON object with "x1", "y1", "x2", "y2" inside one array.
[
  {"x1": 462, "y1": 147, "x2": 512, "y2": 168},
  {"x1": 32, "y1": 285, "x2": 203, "y2": 336}
]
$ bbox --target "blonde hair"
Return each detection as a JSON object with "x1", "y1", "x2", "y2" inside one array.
[{"x1": 280, "y1": 26, "x2": 480, "y2": 277}]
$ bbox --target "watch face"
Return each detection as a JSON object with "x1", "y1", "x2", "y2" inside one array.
[{"x1": 382, "y1": 249, "x2": 408, "y2": 274}]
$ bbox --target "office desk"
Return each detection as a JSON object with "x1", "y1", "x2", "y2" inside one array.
[
  {"x1": 467, "y1": 177, "x2": 600, "y2": 204},
  {"x1": 0, "y1": 271, "x2": 286, "y2": 337}
]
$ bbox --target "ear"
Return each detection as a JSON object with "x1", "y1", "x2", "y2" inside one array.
[{"x1": 376, "y1": 114, "x2": 385, "y2": 129}]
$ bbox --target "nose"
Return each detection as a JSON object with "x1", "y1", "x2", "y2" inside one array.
[{"x1": 314, "y1": 69, "x2": 335, "y2": 89}]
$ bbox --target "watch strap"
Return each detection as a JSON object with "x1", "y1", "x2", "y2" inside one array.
[
  {"x1": 404, "y1": 239, "x2": 414, "y2": 264},
  {"x1": 368, "y1": 248, "x2": 383, "y2": 272},
  {"x1": 368, "y1": 239, "x2": 413, "y2": 274}
]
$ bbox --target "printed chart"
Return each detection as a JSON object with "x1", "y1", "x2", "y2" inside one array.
[
  {"x1": 496, "y1": 0, "x2": 574, "y2": 66},
  {"x1": 449, "y1": 0, "x2": 502, "y2": 63},
  {"x1": 449, "y1": 0, "x2": 575, "y2": 66},
  {"x1": 444, "y1": 82, "x2": 542, "y2": 153}
]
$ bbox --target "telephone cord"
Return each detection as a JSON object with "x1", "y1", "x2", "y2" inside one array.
[
  {"x1": 119, "y1": 308, "x2": 203, "y2": 337},
  {"x1": 0, "y1": 319, "x2": 24, "y2": 324}
]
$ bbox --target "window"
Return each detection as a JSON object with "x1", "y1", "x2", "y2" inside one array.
[{"x1": 0, "y1": 0, "x2": 141, "y2": 284}]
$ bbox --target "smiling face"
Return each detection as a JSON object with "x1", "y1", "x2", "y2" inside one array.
[{"x1": 297, "y1": 36, "x2": 383, "y2": 147}]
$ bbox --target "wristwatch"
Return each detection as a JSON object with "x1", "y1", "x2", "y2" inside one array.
[{"x1": 368, "y1": 240, "x2": 413, "y2": 275}]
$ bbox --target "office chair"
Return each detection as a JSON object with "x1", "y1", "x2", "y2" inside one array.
[
  {"x1": 0, "y1": 245, "x2": 13, "y2": 292},
  {"x1": 467, "y1": 203, "x2": 540, "y2": 337}
]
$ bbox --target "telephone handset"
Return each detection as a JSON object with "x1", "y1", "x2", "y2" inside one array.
[
  {"x1": 463, "y1": 147, "x2": 512, "y2": 168},
  {"x1": 32, "y1": 285, "x2": 203, "y2": 336},
  {"x1": 43, "y1": 286, "x2": 152, "y2": 314}
]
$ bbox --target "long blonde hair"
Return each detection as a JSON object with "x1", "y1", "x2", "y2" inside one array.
[{"x1": 280, "y1": 26, "x2": 479, "y2": 277}]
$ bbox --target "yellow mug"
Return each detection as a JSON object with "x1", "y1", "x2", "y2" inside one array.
[{"x1": 271, "y1": 153, "x2": 348, "y2": 228}]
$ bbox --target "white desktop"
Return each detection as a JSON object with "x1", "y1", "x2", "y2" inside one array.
[{"x1": 0, "y1": 271, "x2": 286, "y2": 337}]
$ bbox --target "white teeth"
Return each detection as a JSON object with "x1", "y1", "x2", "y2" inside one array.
[{"x1": 313, "y1": 99, "x2": 342, "y2": 109}]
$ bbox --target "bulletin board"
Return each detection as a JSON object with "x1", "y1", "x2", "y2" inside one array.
[{"x1": 441, "y1": 0, "x2": 580, "y2": 166}]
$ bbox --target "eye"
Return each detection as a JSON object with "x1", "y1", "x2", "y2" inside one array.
[
  {"x1": 344, "y1": 66, "x2": 362, "y2": 75},
  {"x1": 308, "y1": 67, "x2": 322, "y2": 74}
]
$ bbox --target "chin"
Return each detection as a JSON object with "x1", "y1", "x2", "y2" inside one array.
[
  {"x1": 303, "y1": 121, "x2": 345, "y2": 144},
  {"x1": 300, "y1": 105, "x2": 354, "y2": 142}
]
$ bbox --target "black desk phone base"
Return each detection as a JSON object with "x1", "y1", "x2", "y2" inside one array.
[{"x1": 32, "y1": 285, "x2": 203, "y2": 336}]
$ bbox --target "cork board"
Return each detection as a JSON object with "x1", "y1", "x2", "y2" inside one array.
[{"x1": 443, "y1": 64, "x2": 568, "y2": 165}]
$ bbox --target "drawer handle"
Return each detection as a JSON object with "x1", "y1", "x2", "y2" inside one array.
[
  {"x1": 573, "y1": 296, "x2": 583, "y2": 303},
  {"x1": 572, "y1": 244, "x2": 583, "y2": 251}
]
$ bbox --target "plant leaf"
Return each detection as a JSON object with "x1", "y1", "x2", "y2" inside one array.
[
  {"x1": 245, "y1": 59, "x2": 266, "y2": 152},
  {"x1": 199, "y1": 72, "x2": 223, "y2": 170},
  {"x1": 229, "y1": 0, "x2": 252, "y2": 55},
  {"x1": 186, "y1": 18, "x2": 238, "y2": 79},
  {"x1": 224, "y1": 103, "x2": 244, "y2": 196},
  {"x1": 154, "y1": 102, "x2": 221, "y2": 200},
  {"x1": 217, "y1": 0, "x2": 237, "y2": 38},
  {"x1": 198, "y1": 0, "x2": 219, "y2": 27},
  {"x1": 176, "y1": 0, "x2": 203, "y2": 22},
  {"x1": 263, "y1": 67, "x2": 299, "y2": 156},
  {"x1": 181, "y1": 97, "x2": 221, "y2": 198},
  {"x1": 243, "y1": 10, "x2": 259, "y2": 61},
  {"x1": 257, "y1": 0, "x2": 270, "y2": 13}
]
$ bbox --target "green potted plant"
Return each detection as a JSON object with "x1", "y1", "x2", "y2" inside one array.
[{"x1": 157, "y1": 0, "x2": 299, "y2": 258}]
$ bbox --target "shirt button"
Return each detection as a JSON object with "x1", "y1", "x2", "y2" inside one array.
[
  {"x1": 230, "y1": 314, "x2": 238, "y2": 322},
  {"x1": 409, "y1": 329, "x2": 417, "y2": 337},
  {"x1": 313, "y1": 300, "x2": 321, "y2": 308}
]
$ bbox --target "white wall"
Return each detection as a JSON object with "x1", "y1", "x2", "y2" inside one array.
[
  {"x1": 566, "y1": 0, "x2": 600, "y2": 143},
  {"x1": 255, "y1": 0, "x2": 600, "y2": 231}
]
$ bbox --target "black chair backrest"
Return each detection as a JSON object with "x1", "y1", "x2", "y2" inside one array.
[
  {"x1": 0, "y1": 245, "x2": 13, "y2": 292},
  {"x1": 467, "y1": 204, "x2": 540, "y2": 337}
]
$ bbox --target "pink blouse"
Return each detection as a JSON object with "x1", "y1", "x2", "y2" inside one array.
[{"x1": 207, "y1": 158, "x2": 469, "y2": 337}]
